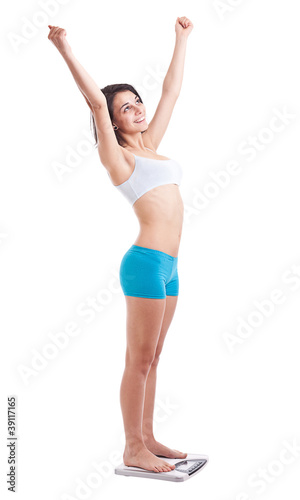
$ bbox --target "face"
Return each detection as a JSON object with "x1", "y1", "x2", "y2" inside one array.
[{"x1": 112, "y1": 90, "x2": 147, "y2": 133}]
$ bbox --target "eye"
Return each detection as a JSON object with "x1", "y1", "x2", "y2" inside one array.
[{"x1": 124, "y1": 98, "x2": 141, "y2": 112}]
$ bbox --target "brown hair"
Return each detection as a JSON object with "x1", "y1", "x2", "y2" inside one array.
[{"x1": 90, "y1": 83, "x2": 144, "y2": 148}]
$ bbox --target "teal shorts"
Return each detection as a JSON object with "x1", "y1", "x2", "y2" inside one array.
[{"x1": 119, "y1": 245, "x2": 179, "y2": 299}]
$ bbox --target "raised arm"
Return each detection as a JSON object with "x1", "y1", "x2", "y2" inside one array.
[
  {"x1": 48, "y1": 25, "x2": 105, "y2": 109},
  {"x1": 47, "y1": 25, "x2": 124, "y2": 170},
  {"x1": 145, "y1": 16, "x2": 194, "y2": 150},
  {"x1": 163, "y1": 16, "x2": 194, "y2": 95}
]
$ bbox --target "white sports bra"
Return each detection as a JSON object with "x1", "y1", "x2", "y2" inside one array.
[{"x1": 112, "y1": 148, "x2": 183, "y2": 206}]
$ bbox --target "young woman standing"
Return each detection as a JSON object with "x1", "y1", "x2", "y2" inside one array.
[{"x1": 48, "y1": 15, "x2": 193, "y2": 473}]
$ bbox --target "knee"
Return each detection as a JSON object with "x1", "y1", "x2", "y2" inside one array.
[
  {"x1": 126, "y1": 353, "x2": 155, "y2": 376},
  {"x1": 151, "y1": 351, "x2": 161, "y2": 367}
]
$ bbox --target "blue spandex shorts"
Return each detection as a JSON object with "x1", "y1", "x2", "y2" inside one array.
[{"x1": 119, "y1": 245, "x2": 179, "y2": 299}]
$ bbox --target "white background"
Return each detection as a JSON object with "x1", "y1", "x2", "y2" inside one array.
[{"x1": 1, "y1": 0, "x2": 300, "y2": 498}]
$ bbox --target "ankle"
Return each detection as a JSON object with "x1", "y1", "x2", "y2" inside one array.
[
  {"x1": 124, "y1": 438, "x2": 146, "y2": 453},
  {"x1": 143, "y1": 434, "x2": 155, "y2": 442}
]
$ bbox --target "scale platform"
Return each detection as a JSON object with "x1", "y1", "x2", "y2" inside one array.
[{"x1": 115, "y1": 453, "x2": 209, "y2": 482}]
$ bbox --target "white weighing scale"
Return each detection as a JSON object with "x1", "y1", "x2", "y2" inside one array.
[{"x1": 115, "y1": 453, "x2": 209, "y2": 482}]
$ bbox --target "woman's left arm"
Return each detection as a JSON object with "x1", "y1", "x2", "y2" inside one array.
[
  {"x1": 163, "y1": 17, "x2": 194, "y2": 95},
  {"x1": 142, "y1": 17, "x2": 194, "y2": 150}
]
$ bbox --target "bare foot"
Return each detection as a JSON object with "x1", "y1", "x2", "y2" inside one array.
[
  {"x1": 123, "y1": 445, "x2": 176, "y2": 473},
  {"x1": 144, "y1": 438, "x2": 187, "y2": 459}
]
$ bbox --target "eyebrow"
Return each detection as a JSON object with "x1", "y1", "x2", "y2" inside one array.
[{"x1": 119, "y1": 96, "x2": 138, "y2": 112}]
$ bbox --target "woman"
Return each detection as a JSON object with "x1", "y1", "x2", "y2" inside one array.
[{"x1": 48, "y1": 16, "x2": 193, "y2": 473}]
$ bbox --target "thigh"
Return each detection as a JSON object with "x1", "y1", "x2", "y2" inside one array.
[
  {"x1": 124, "y1": 295, "x2": 166, "y2": 366},
  {"x1": 155, "y1": 295, "x2": 178, "y2": 358}
]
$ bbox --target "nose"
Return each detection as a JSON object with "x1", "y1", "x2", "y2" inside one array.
[{"x1": 136, "y1": 109, "x2": 145, "y2": 119}]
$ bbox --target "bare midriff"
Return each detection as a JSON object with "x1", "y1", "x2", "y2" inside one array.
[{"x1": 132, "y1": 184, "x2": 184, "y2": 258}]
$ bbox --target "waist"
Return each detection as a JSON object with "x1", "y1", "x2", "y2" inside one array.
[
  {"x1": 133, "y1": 220, "x2": 182, "y2": 257},
  {"x1": 133, "y1": 185, "x2": 184, "y2": 223},
  {"x1": 132, "y1": 185, "x2": 183, "y2": 256}
]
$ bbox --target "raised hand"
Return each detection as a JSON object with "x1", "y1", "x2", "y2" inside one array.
[
  {"x1": 175, "y1": 16, "x2": 194, "y2": 38},
  {"x1": 48, "y1": 25, "x2": 72, "y2": 55}
]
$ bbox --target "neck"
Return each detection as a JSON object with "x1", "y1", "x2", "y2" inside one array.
[{"x1": 120, "y1": 131, "x2": 148, "y2": 151}]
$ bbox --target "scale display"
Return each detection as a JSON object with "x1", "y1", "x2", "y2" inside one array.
[{"x1": 175, "y1": 459, "x2": 207, "y2": 475}]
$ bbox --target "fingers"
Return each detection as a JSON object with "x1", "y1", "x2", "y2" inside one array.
[
  {"x1": 48, "y1": 25, "x2": 66, "y2": 38},
  {"x1": 177, "y1": 16, "x2": 191, "y2": 28},
  {"x1": 48, "y1": 25, "x2": 59, "y2": 37},
  {"x1": 48, "y1": 25, "x2": 64, "y2": 32}
]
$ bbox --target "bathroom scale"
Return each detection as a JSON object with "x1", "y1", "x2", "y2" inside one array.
[{"x1": 115, "y1": 453, "x2": 209, "y2": 482}]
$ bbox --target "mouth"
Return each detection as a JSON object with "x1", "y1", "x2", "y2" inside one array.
[{"x1": 134, "y1": 117, "x2": 145, "y2": 124}]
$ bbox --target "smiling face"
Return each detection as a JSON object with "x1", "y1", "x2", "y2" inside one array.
[{"x1": 112, "y1": 90, "x2": 148, "y2": 134}]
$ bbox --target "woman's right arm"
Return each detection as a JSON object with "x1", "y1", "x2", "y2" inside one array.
[
  {"x1": 48, "y1": 25, "x2": 105, "y2": 109},
  {"x1": 48, "y1": 25, "x2": 125, "y2": 170},
  {"x1": 62, "y1": 52, "x2": 106, "y2": 109}
]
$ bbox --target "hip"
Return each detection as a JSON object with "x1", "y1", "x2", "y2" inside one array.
[{"x1": 119, "y1": 244, "x2": 179, "y2": 299}]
